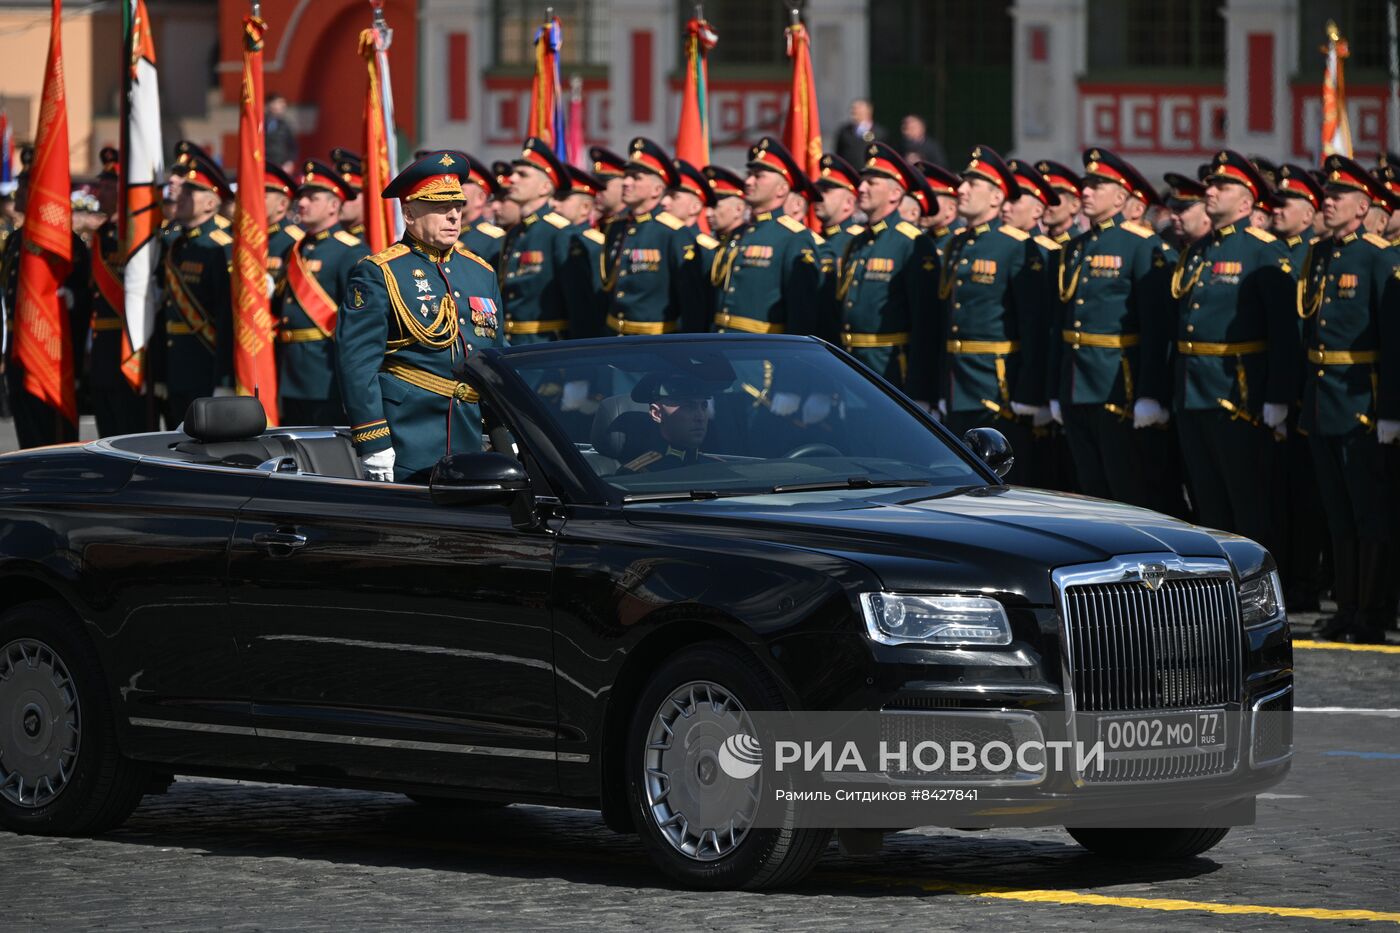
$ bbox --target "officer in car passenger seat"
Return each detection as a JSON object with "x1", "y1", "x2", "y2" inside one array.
[{"x1": 619, "y1": 374, "x2": 725, "y2": 473}]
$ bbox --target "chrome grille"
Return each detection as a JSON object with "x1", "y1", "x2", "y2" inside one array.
[{"x1": 1062, "y1": 577, "x2": 1241, "y2": 713}]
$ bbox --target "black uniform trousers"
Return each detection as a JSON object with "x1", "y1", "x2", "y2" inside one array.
[
  {"x1": 946, "y1": 409, "x2": 1032, "y2": 485},
  {"x1": 1062, "y1": 404, "x2": 1150, "y2": 506},
  {"x1": 92, "y1": 381, "x2": 149, "y2": 438},
  {"x1": 5, "y1": 369, "x2": 77, "y2": 449},
  {"x1": 1309, "y1": 429, "x2": 1393, "y2": 634},
  {"x1": 1282, "y1": 425, "x2": 1328, "y2": 611},
  {"x1": 1177, "y1": 409, "x2": 1282, "y2": 562}
]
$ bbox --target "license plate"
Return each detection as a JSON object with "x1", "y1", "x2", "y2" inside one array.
[{"x1": 1097, "y1": 710, "x2": 1226, "y2": 753}]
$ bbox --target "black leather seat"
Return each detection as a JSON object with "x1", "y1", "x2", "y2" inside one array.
[
  {"x1": 172, "y1": 397, "x2": 362, "y2": 478},
  {"x1": 589, "y1": 394, "x2": 659, "y2": 473}
]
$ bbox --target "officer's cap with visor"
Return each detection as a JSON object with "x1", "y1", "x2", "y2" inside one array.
[
  {"x1": 564, "y1": 164, "x2": 603, "y2": 199},
  {"x1": 589, "y1": 146, "x2": 628, "y2": 180},
  {"x1": 462, "y1": 152, "x2": 504, "y2": 199},
  {"x1": 702, "y1": 165, "x2": 745, "y2": 201},
  {"x1": 915, "y1": 161, "x2": 961, "y2": 200},
  {"x1": 183, "y1": 152, "x2": 233, "y2": 201},
  {"x1": 382, "y1": 150, "x2": 473, "y2": 203},
  {"x1": 1202, "y1": 149, "x2": 1272, "y2": 205},
  {"x1": 1163, "y1": 171, "x2": 1206, "y2": 212},
  {"x1": 816, "y1": 152, "x2": 861, "y2": 195},
  {"x1": 299, "y1": 158, "x2": 355, "y2": 201},
  {"x1": 329, "y1": 148, "x2": 364, "y2": 196},
  {"x1": 746, "y1": 136, "x2": 817, "y2": 202},
  {"x1": 264, "y1": 163, "x2": 297, "y2": 200},
  {"x1": 671, "y1": 159, "x2": 716, "y2": 208},
  {"x1": 1370, "y1": 160, "x2": 1400, "y2": 214},
  {"x1": 1007, "y1": 158, "x2": 1060, "y2": 208},
  {"x1": 959, "y1": 144, "x2": 1021, "y2": 201},
  {"x1": 626, "y1": 137, "x2": 680, "y2": 189},
  {"x1": 1035, "y1": 159, "x2": 1083, "y2": 199},
  {"x1": 631, "y1": 373, "x2": 730, "y2": 405},
  {"x1": 513, "y1": 136, "x2": 572, "y2": 196},
  {"x1": 862, "y1": 141, "x2": 923, "y2": 195},
  {"x1": 1272, "y1": 163, "x2": 1323, "y2": 212},
  {"x1": 1081, "y1": 147, "x2": 1156, "y2": 203}
]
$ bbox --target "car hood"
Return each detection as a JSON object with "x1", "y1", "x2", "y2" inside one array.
[{"x1": 625, "y1": 485, "x2": 1250, "y2": 604}]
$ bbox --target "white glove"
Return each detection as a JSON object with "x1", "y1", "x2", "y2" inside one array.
[
  {"x1": 212, "y1": 386, "x2": 236, "y2": 398},
  {"x1": 1010, "y1": 401, "x2": 1038, "y2": 418},
  {"x1": 937, "y1": 398, "x2": 948, "y2": 416},
  {"x1": 1378, "y1": 419, "x2": 1400, "y2": 446},
  {"x1": 1132, "y1": 397, "x2": 1165, "y2": 429},
  {"x1": 560, "y1": 379, "x2": 591, "y2": 412},
  {"x1": 153, "y1": 382, "x2": 169, "y2": 400},
  {"x1": 801, "y1": 393, "x2": 833, "y2": 425},
  {"x1": 770, "y1": 391, "x2": 801, "y2": 417},
  {"x1": 361, "y1": 447, "x2": 396, "y2": 482},
  {"x1": 1262, "y1": 402, "x2": 1289, "y2": 430},
  {"x1": 1033, "y1": 406, "x2": 1053, "y2": 428},
  {"x1": 1049, "y1": 399, "x2": 1063, "y2": 424},
  {"x1": 265, "y1": 273, "x2": 277, "y2": 299},
  {"x1": 57, "y1": 286, "x2": 74, "y2": 310}
]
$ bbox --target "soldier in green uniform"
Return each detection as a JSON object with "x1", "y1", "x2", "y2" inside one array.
[
  {"x1": 498, "y1": 137, "x2": 574, "y2": 344},
  {"x1": 601, "y1": 137, "x2": 703, "y2": 338},
  {"x1": 836, "y1": 143, "x2": 938, "y2": 394},
  {"x1": 457, "y1": 153, "x2": 507, "y2": 268},
  {"x1": 914, "y1": 161, "x2": 961, "y2": 255},
  {"x1": 662, "y1": 159, "x2": 720, "y2": 333},
  {"x1": 588, "y1": 147, "x2": 629, "y2": 236},
  {"x1": 330, "y1": 148, "x2": 366, "y2": 239},
  {"x1": 1046, "y1": 148, "x2": 1171, "y2": 506},
  {"x1": 1036, "y1": 160, "x2": 1083, "y2": 246},
  {"x1": 87, "y1": 149, "x2": 148, "y2": 437},
  {"x1": 274, "y1": 159, "x2": 369, "y2": 425},
  {"x1": 1166, "y1": 150, "x2": 1298, "y2": 563},
  {"x1": 1295, "y1": 157, "x2": 1398, "y2": 642},
  {"x1": 813, "y1": 153, "x2": 864, "y2": 343},
  {"x1": 157, "y1": 151, "x2": 235, "y2": 426},
  {"x1": 1164, "y1": 169, "x2": 1210, "y2": 254},
  {"x1": 616, "y1": 373, "x2": 727, "y2": 473},
  {"x1": 264, "y1": 163, "x2": 304, "y2": 277},
  {"x1": 927, "y1": 145, "x2": 1043, "y2": 484},
  {"x1": 490, "y1": 160, "x2": 520, "y2": 231},
  {"x1": 336, "y1": 150, "x2": 507, "y2": 483}
]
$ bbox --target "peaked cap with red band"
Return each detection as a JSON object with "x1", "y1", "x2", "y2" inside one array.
[
  {"x1": 907, "y1": 167, "x2": 937, "y2": 217},
  {"x1": 491, "y1": 161, "x2": 512, "y2": 196},
  {"x1": 1203, "y1": 149, "x2": 1270, "y2": 203},
  {"x1": 513, "y1": 136, "x2": 571, "y2": 194},
  {"x1": 1007, "y1": 158, "x2": 1060, "y2": 208},
  {"x1": 565, "y1": 164, "x2": 603, "y2": 199},
  {"x1": 461, "y1": 152, "x2": 503, "y2": 199},
  {"x1": 1321, "y1": 154, "x2": 1385, "y2": 201},
  {"x1": 1163, "y1": 172, "x2": 1206, "y2": 208},
  {"x1": 264, "y1": 163, "x2": 297, "y2": 199},
  {"x1": 588, "y1": 146, "x2": 627, "y2": 179},
  {"x1": 747, "y1": 136, "x2": 816, "y2": 200},
  {"x1": 627, "y1": 136, "x2": 680, "y2": 189},
  {"x1": 183, "y1": 152, "x2": 233, "y2": 200},
  {"x1": 914, "y1": 160, "x2": 960, "y2": 198},
  {"x1": 960, "y1": 144, "x2": 1020, "y2": 201},
  {"x1": 299, "y1": 158, "x2": 354, "y2": 200},
  {"x1": 1372, "y1": 161, "x2": 1400, "y2": 212},
  {"x1": 329, "y1": 147, "x2": 364, "y2": 196},
  {"x1": 816, "y1": 152, "x2": 861, "y2": 194},
  {"x1": 1080, "y1": 147, "x2": 1157, "y2": 204},
  {"x1": 702, "y1": 164, "x2": 744, "y2": 200},
  {"x1": 671, "y1": 159, "x2": 716, "y2": 207},
  {"x1": 861, "y1": 141, "x2": 920, "y2": 192},
  {"x1": 382, "y1": 150, "x2": 472, "y2": 203},
  {"x1": 1035, "y1": 159, "x2": 1082, "y2": 198},
  {"x1": 1273, "y1": 163, "x2": 1323, "y2": 211}
]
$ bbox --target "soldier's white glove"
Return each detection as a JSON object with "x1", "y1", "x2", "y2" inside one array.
[
  {"x1": 1048, "y1": 399, "x2": 1063, "y2": 424},
  {"x1": 937, "y1": 398, "x2": 948, "y2": 417},
  {"x1": 1033, "y1": 406, "x2": 1053, "y2": 428},
  {"x1": 560, "y1": 380, "x2": 591, "y2": 412},
  {"x1": 1010, "y1": 401, "x2": 1038, "y2": 418},
  {"x1": 57, "y1": 287, "x2": 74, "y2": 310},
  {"x1": 770, "y1": 391, "x2": 802, "y2": 417},
  {"x1": 801, "y1": 393, "x2": 833, "y2": 425},
  {"x1": 212, "y1": 386, "x2": 236, "y2": 398},
  {"x1": 265, "y1": 273, "x2": 277, "y2": 299},
  {"x1": 1378, "y1": 419, "x2": 1400, "y2": 446},
  {"x1": 153, "y1": 382, "x2": 169, "y2": 400},
  {"x1": 1263, "y1": 402, "x2": 1289, "y2": 431},
  {"x1": 361, "y1": 447, "x2": 396, "y2": 482},
  {"x1": 1132, "y1": 397, "x2": 1168, "y2": 428}
]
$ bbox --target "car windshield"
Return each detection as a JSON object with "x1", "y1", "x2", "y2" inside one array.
[{"x1": 496, "y1": 338, "x2": 989, "y2": 499}]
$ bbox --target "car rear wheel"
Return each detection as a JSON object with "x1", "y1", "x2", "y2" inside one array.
[
  {"x1": 0, "y1": 600, "x2": 148, "y2": 835},
  {"x1": 1066, "y1": 826, "x2": 1231, "y2": 859},
  {"x1": 624, "y1": 641, "x2": 831, "y2": 889}
]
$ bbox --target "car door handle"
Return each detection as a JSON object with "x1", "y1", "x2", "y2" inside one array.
[{"x1": 252, "y1": 530, "x2": 307, "y2": 555}]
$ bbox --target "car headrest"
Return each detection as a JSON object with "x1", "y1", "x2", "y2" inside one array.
[
  {"x1": 182, "y1": 396, "x2": 267, "y2": 442},
  {"x1": 590, "y1": 394, "x2": 658, "y2": 461}
]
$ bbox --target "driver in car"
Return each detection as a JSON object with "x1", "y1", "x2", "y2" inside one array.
[{"x1": 620, "y1": 374, "x2": 725, "y2": 473}]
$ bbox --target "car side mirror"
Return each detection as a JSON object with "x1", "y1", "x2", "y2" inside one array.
[
  {"x1": 962, "y1": 427, "x2": 1014, "y2": 478},
  {"x1": 429, "y1": 451, "x2": 530, "y2": 507}
]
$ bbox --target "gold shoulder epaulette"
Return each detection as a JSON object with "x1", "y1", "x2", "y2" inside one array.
[
  {"x1": 208, "y1": 228, "x2": 233, "y2": 246},
  {"x1": 333, "y1": 230, "x2": 361, "y2": 246},
  {"x1": 1035, "y1": 234, "x2": 1062, "y2": 251},
  {"x1": 656, "y1": 211, "x2": 684, "y2": 230},
  {"x1": 811, "y1": 232, "x2": 826, "y2": 246},
  {"x1": 582, "y1": 228, "x2": 606, "y2": 245},
  {"x1": 368, "y1": 242, "x2": 411, "y2": 267},
  {"x1": 695, "y1": 232, "x2": 719, "y2": 249},
  {"x1": 895, "y1": 221, "x2": 922, "y2": 240},
  {"x1": 544, "y1": 211, "x2": 570, "y2": 229},
  {"x1": 1120, "y1": 220, "x2": 1154, "y2": 238},
  {"x1": 476, "y1": 221, "x2": 505, "y2": 239},
  {"x1": 998, "y1": 224, "x2": 1030, "y2": 241},
  {"x1": 1246, "y1": 226, "x2": 1277, "y2": 243},
  {"x1": 847, "y1": 225, "x2": 866, "y2": 236},
  {"x1": 285, "y1": 224, "x2": 306, "y2": 242},
  {"x1": 453, "y1": 242, "x2": 495, "y2": 271},
  {"x1": 622, "y1": 450, "x2": 663, "y2": 472},
  {"x1": 1363, "y1": 232, "x2": 1391, "y2": 249},
  {"x1": 778, "y1": 215, "x2": 807, "y2": 234},
  {"x1": 214, "y1": 214, "x2": 231, "y2": 230}
]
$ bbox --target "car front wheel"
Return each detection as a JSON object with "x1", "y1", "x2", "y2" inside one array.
[{"x1": 624, "y1": 641, "x2": 831, "y2": 890}]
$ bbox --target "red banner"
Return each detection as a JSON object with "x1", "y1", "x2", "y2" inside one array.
[
  {"x1": 782, "y1": 21, "x2": 822, "y2": 230},
  {"x1": 232, "y1": 14, "x2": 278, "y2": 424},
  {"x1": 14, "y1": 0, "x2": 75, "y2": 424},
  {"x1": 359, "y1": 27, "x2": 395, "y2": 254}
]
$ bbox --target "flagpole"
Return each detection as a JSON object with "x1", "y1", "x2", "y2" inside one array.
[{"x1": 1389, "y1": 1, "x2": 1399, "y2": 154}]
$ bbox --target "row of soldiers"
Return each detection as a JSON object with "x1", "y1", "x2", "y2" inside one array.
[{"x1": 1, "y1": 131, "x2": 1398, "y2": 642}]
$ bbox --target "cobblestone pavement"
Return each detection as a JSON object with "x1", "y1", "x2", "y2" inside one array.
[{"x1": 2, "y1": 643, "x2": 1398, "y2": 931}]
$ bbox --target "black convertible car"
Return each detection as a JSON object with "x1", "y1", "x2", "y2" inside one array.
[{"x1": 0, "y1": 335, "x2": 1292, "y2": 889}]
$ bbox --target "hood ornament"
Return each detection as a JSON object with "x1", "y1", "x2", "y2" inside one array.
[{"x1": 1138, "y1": 562, "x2": 1168, "y2": 591}]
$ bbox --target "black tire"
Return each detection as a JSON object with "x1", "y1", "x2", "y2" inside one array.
[
  {"x1": 624, "y1": 641, "x2": 832, "y2": 890},
  {"x1": 0, "y1": 600, "x2": 148, "y2": 835},
  {"x1": 1066, "y1": 826, "x2": 1231, "y2": 859},
  {"x1": 404, "y1": 794, "x2": 508, "y2": 810}
]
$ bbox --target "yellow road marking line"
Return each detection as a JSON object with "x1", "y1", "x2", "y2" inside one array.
[
  {"x1": 836, "y1": 874, "x2": 1400, "y2": 924},
  {"x1": 1294, "y1": 639, "x2": 1400, "y2": 655}
]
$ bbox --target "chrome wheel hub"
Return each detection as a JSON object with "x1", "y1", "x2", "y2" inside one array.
[
  {"x1": 0, "y1": 639, "x2": 80, "y2": 808},
  {"x1": 644, "y1": 680, "x2": 760, "y2": 862}
]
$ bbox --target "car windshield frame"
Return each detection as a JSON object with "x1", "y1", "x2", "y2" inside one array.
[{"x1": 473, "y1": 334, "x2": 1000, "y2": 507}]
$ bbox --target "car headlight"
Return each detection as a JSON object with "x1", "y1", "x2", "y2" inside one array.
[
  {"x1": 859, "y1": 593, "x2": 1012, "y2": 646},
  {"x1": 1239, "y1": 570, "x2": 1284, "y2": 628}
]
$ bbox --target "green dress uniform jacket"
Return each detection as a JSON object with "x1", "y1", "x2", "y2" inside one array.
[
  {"x1": 274, "y1": 223, "x2": 370, "y2": 402},
  {"x1": 267, "y1": 220, "x2": 304, "y2": 275},
  {"x1": 563, "y1": 223, "x2": 608, "y2": 338},
  {"x1": 1167, "y1": 223, "x2": 1298, "y2": 418},
  {"x1": 602, "y1": 208, "x2": 702, "y2": 335},
  {"x1": 815, "y1": 218, "x2": 864, "y2": 343},
  {"x1": 837, "y1": 215, "x2": 938, "y2": 390},
  {"x1": 1048, "y1": 215, "x2": 1170, "y2": 409},
  {"x1": 159, "y1": 214, "x2": 235, "y2": 400},
  {"x1": 460, "y1": 217, "x2": 506, "y2": 270},
  {"x1": 337, "y1": 236, "x2": 507, "y2": 482},
  {"x1": 712, "y1": 211, "x2": 822, "y2": 337},
  {"x1": 499, "y1": 207, "x2": 574, "y2": 344},
  {"x1": 933, "y1": 218, "x2": 1047, "y2": 414}
]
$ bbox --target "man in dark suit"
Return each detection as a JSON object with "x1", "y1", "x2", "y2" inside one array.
[{"x1": 833, "y1": 98, "x2": 887, "y2": 169}]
